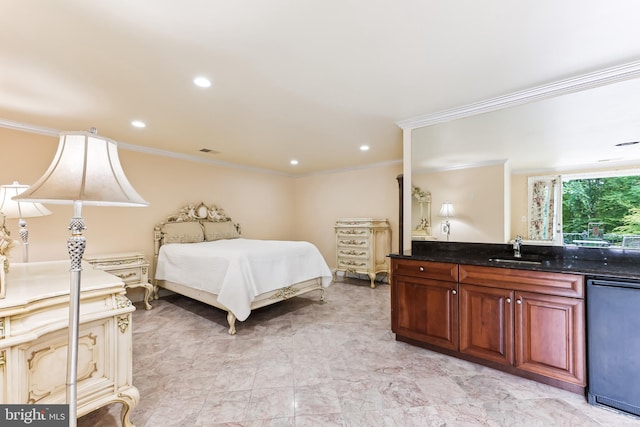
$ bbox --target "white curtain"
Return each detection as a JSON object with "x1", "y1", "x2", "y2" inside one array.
[{"x1": 527, "y1": 176, "x2": 561, "y2": 242}]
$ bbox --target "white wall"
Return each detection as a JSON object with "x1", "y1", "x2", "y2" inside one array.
[
  {"x1": 0, "y1": 127, "x2": 402, "y2": 274},
  {"x1": 412, "y1": 163, "x2": 509, "y2": 243}
]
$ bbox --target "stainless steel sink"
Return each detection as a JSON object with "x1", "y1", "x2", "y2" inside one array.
[{"x1": 489, "y1": 257, "x2": 543, "y2": 265}]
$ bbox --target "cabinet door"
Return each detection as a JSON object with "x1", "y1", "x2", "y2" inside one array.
[
  {"x1": 515, "y1": 292, "x2": 585, "y2": 386},
  {"x1": 394, "y1": 275, "x2": 459, "y2": 350},
  {"x1": 460, "y1": 284, "x2": 514, "y2": 365}
]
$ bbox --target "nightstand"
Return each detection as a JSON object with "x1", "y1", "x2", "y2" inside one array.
[{"x1": 85, "y1": 252, "x2": 154, "y2": 310}]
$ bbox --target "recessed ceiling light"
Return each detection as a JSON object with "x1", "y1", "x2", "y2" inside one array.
[
  {"x1": 193, "y1": 76, "x2": 212, "y2": 88},
  {"x1": 360, "y1": 145, "x2": 370, "y2": 151},
  {"x1": 615, "y1": 141, "x2": 639, "y2": 147},
  {"x1": 290, "y1": 159, "x2": 299, "y2": 165},
  {"x1": 131, "y1": 120, "x2": 146, "y2": 128}
]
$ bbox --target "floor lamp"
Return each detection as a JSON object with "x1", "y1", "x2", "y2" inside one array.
[
  {"x1": 0, "y1": 181, "x2": 52, "y2": 262},
  {"x1": 14, "y1": 130, "x2": 148, "y2": 427}
]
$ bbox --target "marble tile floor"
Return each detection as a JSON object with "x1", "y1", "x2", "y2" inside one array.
[{"x1": 79, "y1": 278, "x2": 640, "y2": 426}]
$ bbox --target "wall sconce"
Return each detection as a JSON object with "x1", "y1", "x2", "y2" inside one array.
[
  {"x1": 14, "y1": 129, "x2": 148, "y2": 427},
  {"x1": 439, "y1": 202, "x2": 455, "y2": 241},
  {"x1": 0, "y1": 181, "x2": 52, "y2": 262}
]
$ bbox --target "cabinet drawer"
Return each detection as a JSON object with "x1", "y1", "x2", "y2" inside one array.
[
  {"x1": 392, "y1": 259, "x2": 458, "y2": 282},
  {"x1": 337, "y1": 258, "x2": 370, "y2": 270},
  {"x1": 337, "y1": 247, "x2": 369, "y2": 259},
  {"x1": 459, "y1": 264, "x2": 584, "y2": 298},
  {"x1": 336, "y1": 236, "x2": 370, "y2": 248},
  {"x1": 106, "y1": 267, "x2": 142, "y2": 285},
  {"x1": 336, "y1": 227, "x2": 370, "y2": 237}
]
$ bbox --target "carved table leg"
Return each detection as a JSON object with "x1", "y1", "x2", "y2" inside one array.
[
  {"x1": 227, "y1": 311, "x2": 237, "y2": 335},
  {"x1": 141, "y1": 283, "x2": 153, "y2": 310},
  {"x1": 118, "y1": 386, "x2": 140, "y2": 427}
]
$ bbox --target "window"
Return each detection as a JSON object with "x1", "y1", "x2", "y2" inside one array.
[{"x1": 528, "y1": 170, "x2": 640, "y2": 247}]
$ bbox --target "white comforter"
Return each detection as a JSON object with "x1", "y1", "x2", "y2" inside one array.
[{"x1": 155, "y1": 238, "x2": 333, "y2": 321}]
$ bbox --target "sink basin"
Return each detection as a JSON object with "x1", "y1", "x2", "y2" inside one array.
[{"x1": 489, "y1": 256, "x2": 543, "y2": 265}]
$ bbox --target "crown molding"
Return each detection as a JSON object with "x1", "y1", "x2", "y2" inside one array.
[
  {"x1": 0, "y1": 118, "x2": 295, "y2": 176},
  {"x1": 396, "y1": 59, "x2": 640, "y2": 130},
  {"x1": 0, "y1": 118, "x2": 59, "y2": 136},
  {"x1": 412, "y1": 158, "x2": 508, "y2": 175}
]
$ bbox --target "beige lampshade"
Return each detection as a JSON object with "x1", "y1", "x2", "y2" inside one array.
[
  {"x1": 439, "y1": 202, "x2": 455, "y2": 218},
  {"x1": 0, "y1": 182, "x2": 52, "y2": 219},
  {"x1": 13, "y1": 131, "x2": 148, "y2": 207}
]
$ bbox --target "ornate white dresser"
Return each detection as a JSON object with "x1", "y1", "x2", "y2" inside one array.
[
  {"x1": 334, "y1": 218, "x2": 391, "y2": 288},
  {"x1": 0, "y1": 261, "x2": 139, "y2": 426}
]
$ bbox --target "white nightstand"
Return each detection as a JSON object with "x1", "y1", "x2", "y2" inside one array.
[{"x1": 85, "y1": 252, "x2": 154, "y2": 310}]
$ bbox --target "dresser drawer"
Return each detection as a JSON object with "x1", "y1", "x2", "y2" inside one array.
[
  {"x1": 108, "y1": 267, "x2": 142, "y2": 285},
  {"x1": 337, "y1": 257, "x2": 370, "y2": 270},
  {"x1": 337, "y1": 247, "x2": 369, "y2": 259},
  {"x1": 336, "y1": 228, "x2": 371, "y2": 238},
  {"x1": 392, "y1": 259, "x2": 458, "y2": 282}
]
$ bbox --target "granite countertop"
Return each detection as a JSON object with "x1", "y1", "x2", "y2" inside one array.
[{"x1": 391, "y1": 241, "x2": 640, "y2": 281}]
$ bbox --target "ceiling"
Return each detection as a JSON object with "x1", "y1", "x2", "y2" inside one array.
[{"x1": 2, "y1": 1, "x2": 640, "y2": 175}]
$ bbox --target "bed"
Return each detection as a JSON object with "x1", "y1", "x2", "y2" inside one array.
[{"x1": 152, "y1": 202, "x2": 333, "y2": 334}]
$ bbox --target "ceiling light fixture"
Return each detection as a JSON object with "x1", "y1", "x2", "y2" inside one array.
[
  {"x1": 290, "y1": 159, "x2": 299, "y2": 165},
  {"x1": 131, "y1": 120, "x2": 146, "y2": 128},
  {"x1": 360, "y1": 145, "x2": 370, "y2": 151},
  {"x1": 193, "y1": 76, "x2": 212, "y2": 88},
  {"x1": 615, "y1": 141, "x2": 639, "y2": 147}
]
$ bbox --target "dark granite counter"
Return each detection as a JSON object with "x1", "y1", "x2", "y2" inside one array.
[{"x1": 390, "y1": 241, "x2": 640, "y2": 281}]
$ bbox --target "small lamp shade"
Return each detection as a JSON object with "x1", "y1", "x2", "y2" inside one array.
[
  {"x1": 0, "y1": 182, "x2": 52, "y2": 219},
  {"x1": 439, "y1": 202, "x2": 455, "y2": 218},
  {"x1": 13, "y1": 131, "x2": 148, "y2": 207}
]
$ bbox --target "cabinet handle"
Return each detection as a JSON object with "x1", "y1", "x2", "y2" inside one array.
[
  {"x1": 506, "y1": 297, "x2": 511, "y2": 303},
  {"x1": 451, "y1": 289, "x2": 457, "y2": 295},
  {"x1": 516, "y1": 299, "x2": 522, "y2": 304},
  {"x1": 419, "y1": 266, "x2": 424, "y2": 272}
]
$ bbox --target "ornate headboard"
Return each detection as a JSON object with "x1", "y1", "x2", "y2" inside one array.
[{"x1": 153, "y1": 202, "x2": 241, "y2": 258}]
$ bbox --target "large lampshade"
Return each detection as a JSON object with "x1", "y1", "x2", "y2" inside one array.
[
  {"x1": 0, "y1": 182, "x2": 52, "y2": 219},
  {"x1": 14, "y1": 131, "x2": 148, "y2": 207}
]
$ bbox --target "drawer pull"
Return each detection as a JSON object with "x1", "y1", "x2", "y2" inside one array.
[
  {"x1": 506, "y1": 298, "x2": 511, "y2": 303},
  {"x1": 419, "y1": 266, "x2": 424, "y2": 272},
  {"x1": 516, "y1": 299, "x2": 522, "y2": 305},
  {"x1": 451, "y1": 289, "x2": 457, "y2": 295}
]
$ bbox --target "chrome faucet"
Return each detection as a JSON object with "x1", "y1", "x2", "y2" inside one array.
[{"x1": 513, "y1": 235, "x2": 523, "y2": 258}]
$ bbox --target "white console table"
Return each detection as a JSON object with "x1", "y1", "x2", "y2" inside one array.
[{"x1": 0, "y1": 261, "x2": 139, "y2": 426}]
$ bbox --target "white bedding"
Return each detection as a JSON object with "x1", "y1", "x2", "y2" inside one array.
[{"x1": 155, "y1": 238, "x2": 333, "y2": 321}]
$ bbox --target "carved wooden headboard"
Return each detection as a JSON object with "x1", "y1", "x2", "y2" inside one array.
[{"x1": 153, "y1": 202, "x2": 241, "y2": 257}]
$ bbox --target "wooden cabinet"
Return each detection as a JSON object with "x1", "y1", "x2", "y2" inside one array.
[
  {"x1": 459, "y1": 283, "x2": 514, "y2": 365},
  {"x1": 334, "y1": 218, "x2": 391, "y2": 288},
  {"x1": 458, "y1": 264, "x2": 585, "y2": 390},
  {"x1": 391, "y1": 259, "x2": 458, "y2": 350},
  {"x1": 515, "y1": 291, "x2": 585, "y2": 386},
  {"x1": 0, "y1": 261, "x2": 139, "y2": 425},
  {"x1": 391, "y1": 258, "x2": 586, "y2": 393}
]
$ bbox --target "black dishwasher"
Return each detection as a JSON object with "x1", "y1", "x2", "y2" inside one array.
[{"x1": 587, "y1": 277, "x2": 640, "y2": 417}]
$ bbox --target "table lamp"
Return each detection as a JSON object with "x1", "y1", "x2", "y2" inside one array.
[{"x1": 0, "y1": 181, "x2": 52, "y2": 262}]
